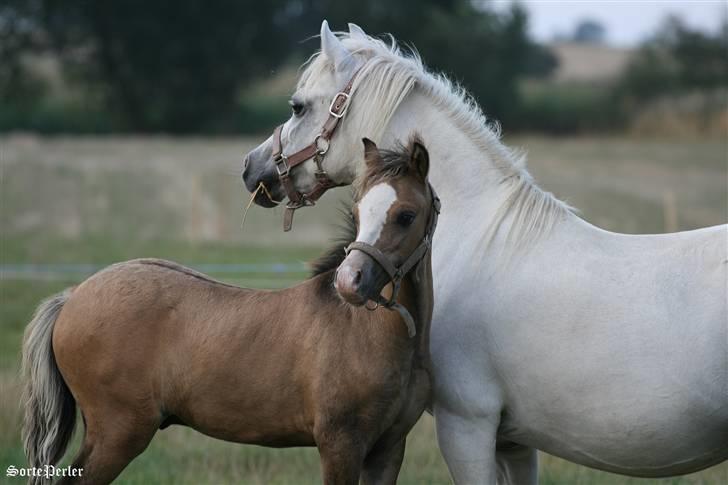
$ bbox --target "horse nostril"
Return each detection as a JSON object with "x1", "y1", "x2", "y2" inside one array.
[
  {"x1": 242, "y1": 156, "x2": 250, "y2": 181},
  {"x1": 353, "y1": 270, "x2": 362, "y2": 286}
]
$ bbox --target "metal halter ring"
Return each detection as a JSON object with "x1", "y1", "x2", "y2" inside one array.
[
  {"x1": 365, "y1": 300, "x2": 379, "y2": 311},
  {"x1": 274, "y1": 155, "x2": 290, "y2": 176},
  {"x1": 314, "y1": 134, "x2": 330, "y2": 155}
]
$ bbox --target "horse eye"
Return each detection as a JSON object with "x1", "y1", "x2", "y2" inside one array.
[
  {"x1": 396, "y1": 211, "x2": 416, "y2": 227},
  {"x1": 289, "y1": 101, "x2": 305, "y2": 116}
]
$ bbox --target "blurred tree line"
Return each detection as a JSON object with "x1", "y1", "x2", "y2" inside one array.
[
  {"x1": 1, "y1": 0, "x2": 725, "y2": 134},
  {"x1": 1, "y1": 0, "x2": 554, "y2": 133},
  {"x1": 618, "y1": 16, "x2": 727, "y2": 101},
  {"x1": 515, "y1": 15, "x2": 727, "y2": 134}
]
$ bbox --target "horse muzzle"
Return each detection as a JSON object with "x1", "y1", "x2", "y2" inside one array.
[{"x1": 242, "y1": 151, "x2": 283, "y2": 208}]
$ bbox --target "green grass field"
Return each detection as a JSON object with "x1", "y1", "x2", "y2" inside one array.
[{"x1": 1, "y1": 135, "x2": 726, "y2": 484}]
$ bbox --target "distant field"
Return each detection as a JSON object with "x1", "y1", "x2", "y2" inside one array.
[{"x1": 1, "y1": 135, "x2": 726, "y2": 484}]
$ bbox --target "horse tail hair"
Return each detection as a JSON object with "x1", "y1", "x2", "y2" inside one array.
[{"x1": 21, "y1": 289, "x2": 76, "y2": 480}]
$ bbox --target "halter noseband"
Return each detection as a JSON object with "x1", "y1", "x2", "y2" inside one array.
[
  {"x1": 271, "y1": 68, "x2": 362, "y2": 231},
  {"x1": 344, "y1": 183, "x2": 441, "y2": 338}
]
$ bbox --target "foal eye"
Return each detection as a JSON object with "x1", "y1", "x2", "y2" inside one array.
[
  {"x1": 289, "y1": 100, "x2": 305, "y2": 117},
  {"x1": 396, "y1": 211, "x2": 416, "y2": 227}
]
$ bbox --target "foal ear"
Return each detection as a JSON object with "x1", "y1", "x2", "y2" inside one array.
[
  {"x1": 410, "y1": 139, "x2": 429, "y2": 179},
  {"x1": 362, "y1": 138, "x2": 381, "y2": 169}
]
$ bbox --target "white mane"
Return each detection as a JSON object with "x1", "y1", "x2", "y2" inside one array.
[{"x1": 298, "y1": 31, "x2": 574, "y2": 250}]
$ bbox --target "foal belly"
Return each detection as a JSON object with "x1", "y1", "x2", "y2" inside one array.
[
  {"x1": 173, "y1": 381, "x2": 317, "y2": 448},
  {"x1": 166, "y1": 324, "x2": 319, "y2": 447},
  {"x1": 191, "y1": 417, "x2": 316, "y2": 448}
]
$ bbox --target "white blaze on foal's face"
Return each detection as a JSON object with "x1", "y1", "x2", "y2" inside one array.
[{"x1": 356, "y1": 182, "x2": 397, "y2": 244}]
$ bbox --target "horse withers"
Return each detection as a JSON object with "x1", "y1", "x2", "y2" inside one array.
[{"x1": 21, "y1": 137, "x2": 439, "y2": 485}]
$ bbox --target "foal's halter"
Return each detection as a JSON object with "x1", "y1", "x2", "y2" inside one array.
[
  {"x1": 271, "y1": 68, "x2": 361, "y2": 231},
  {"x1": 345, "y1": 183, "x2": 441, "y2": 338}
]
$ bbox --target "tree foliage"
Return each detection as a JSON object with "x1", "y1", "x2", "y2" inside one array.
[
  {"x1": 0, "y1": 0, "x2": 46, "y2": 106},
  {"x1": 39, "y1": 0, "x2": 290, "y2": 132},
  {"x1": 279, "y1": 0, "x2": 556, "y2": 124},
  {"x1": 618, "y1": 16, "x2": 728, "y2": 101},
  {"x1": 1, "y1": 0, "x2": 556, "y2": 132}
]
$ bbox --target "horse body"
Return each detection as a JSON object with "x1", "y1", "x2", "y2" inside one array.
[
  {"x1": 242, "y1": 23, "x2": 728, "y2": 483},
  {"x1": 388, "y1": 89, "x2": 728, "y2": 481},
  {"x1": 431, "y1": 215, "x2": 727, "y2": 478}
]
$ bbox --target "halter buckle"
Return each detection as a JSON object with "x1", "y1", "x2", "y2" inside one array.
[
  {"x1": 274, "y1": 155, "x2": 290, "y2": 176},
  {"x1": 329, "y1": 92, "x2": 351, "y2": 118}
]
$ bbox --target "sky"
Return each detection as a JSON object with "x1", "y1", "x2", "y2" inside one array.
[{"x1": 489, "y1": 1, "x2": 727, "y2": 46}]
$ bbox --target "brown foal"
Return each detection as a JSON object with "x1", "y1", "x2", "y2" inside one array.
[{"x1": 22, "y1": 137, "x2": 438, "y2": 484}]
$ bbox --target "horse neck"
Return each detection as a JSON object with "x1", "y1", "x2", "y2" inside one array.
[
  {"x1": 383, "y1": 92, "x2": 506, "y2": 210},
  {"x1": 381, "y1": 91, "x2": 585, "y2": 268}
]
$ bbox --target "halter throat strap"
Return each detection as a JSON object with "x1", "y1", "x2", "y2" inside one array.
[
  {"x1": 344, "y1": 184, "x2": 441, "y2": 338},
  {"x1": 271, "y1": 68, "x2": 361, "y2": 231}
]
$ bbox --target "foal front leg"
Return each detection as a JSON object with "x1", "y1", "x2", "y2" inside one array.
[
  {"x1": 317, "y1": 432, "x2": 365, "y2": 485},
  {"x1": 361, "y1": 367, "x2": 430, "y2": 485},
  {"x1": 360, "y1": 437, "x2": 406, "y2": 485}
]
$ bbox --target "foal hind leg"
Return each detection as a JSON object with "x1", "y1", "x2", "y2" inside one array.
[{"x1": 58, "y1": 411, "x2": 158, "y2": 485}]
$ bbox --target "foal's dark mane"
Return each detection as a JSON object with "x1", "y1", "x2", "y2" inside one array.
[
  {"x1": 310, "y1": 205, "x2": 357, "y2": 278},
  {"x1": 310, "y1": 142, "x2": 415, "y2": 279}
]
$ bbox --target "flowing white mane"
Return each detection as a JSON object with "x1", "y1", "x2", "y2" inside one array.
[{"x1": 298, "y1": 31, "x2": 573, "y2": 250}]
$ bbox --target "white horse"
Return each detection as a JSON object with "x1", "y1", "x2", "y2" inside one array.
[{"x1": 242, "y1": 21, "x2": 728, "y2": 484}]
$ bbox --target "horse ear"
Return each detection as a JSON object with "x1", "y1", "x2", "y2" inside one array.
[
  {"x1": 348, "y1": 23, "x2": 367, "y2": 40},
  {"x1": 321, "y1": 20, "x2": 356, "y2": 74},
  {"x1": 410, "y1": 138, "x2": 429, "y2": 180},
  {"x1": 362, "y1": 138, "x2": 381, "y2": 169}
]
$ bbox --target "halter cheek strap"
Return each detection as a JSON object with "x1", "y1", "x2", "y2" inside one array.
[
  {"x1": 271, "y1": 68, "x2": 362, "y2": 231},
  {"x1": 344, "y1": 184, "x2": 441, "y2": 337}
]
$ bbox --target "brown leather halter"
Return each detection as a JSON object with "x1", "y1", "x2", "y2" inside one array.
[
  {"x1": 271, "y1": 68, "x2": 362, "y2": 231},
  {"x1": 344, "y1": 183, "x2": 441, "y2": 337}
]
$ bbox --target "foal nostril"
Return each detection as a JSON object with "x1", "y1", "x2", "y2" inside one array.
[{"x1": 334, "y1": 265, "x2": 366, "y2": 305}]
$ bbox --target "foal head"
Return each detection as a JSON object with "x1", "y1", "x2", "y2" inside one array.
[{"x1": 335, "y1": 136, "x2": 435, "y2": 306}]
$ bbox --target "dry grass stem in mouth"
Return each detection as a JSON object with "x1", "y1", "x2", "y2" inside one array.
[
  {"x1": 258, "y1": 182, "x2": 279, "y2": 204},
  {"x1": 241, "y1": 183, "x2": 262, "y2": 231},
  {"x1": 241, "y1": 182, "x2": 282, "y2": 231}
]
